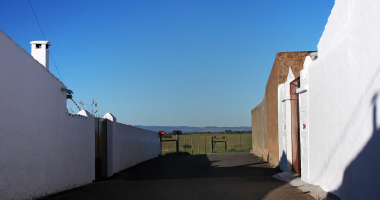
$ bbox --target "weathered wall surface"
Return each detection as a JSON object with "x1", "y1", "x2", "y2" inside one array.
[
  {"x1": 264, "y1": 58, "x2": 280, "y2": 165},
  {"x1": 306, "y1": 0, "x2": 380, "y2": 199},
  {"x1": 264, "y1": 51, "x2": 312, "y2": 166},
  {"x1": 251, "y1": 100, "x2": 268, "y2": 160},
  {"x1": 275, "y1": 52, "x2": 312, "y2": 85},
  {"x1": 0, "y1": 30, "x2": 95, "y2": 200}
]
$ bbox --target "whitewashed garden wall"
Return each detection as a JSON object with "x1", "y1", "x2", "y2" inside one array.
[
  {"x1": 0, "y1": 30, "x2": 95, "y2": 200},
  {"x1": 0, "y1": 30, "x2": 160, "y2": 200}
]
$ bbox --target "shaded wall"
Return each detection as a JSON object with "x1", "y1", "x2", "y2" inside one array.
[
  {"x1": 0, "y1": 30, "x2": 160, "y2": 199},
  {"x1": 251, "y1": 99, "x2": 268, "y2": 160},
  {"x1": 0, "y1": 30, "x2": 95, "y2": 200}
]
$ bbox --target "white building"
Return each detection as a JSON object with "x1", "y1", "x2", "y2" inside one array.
[{"x1": 278, "y1": 0, "x2": 380, "y2": 199}]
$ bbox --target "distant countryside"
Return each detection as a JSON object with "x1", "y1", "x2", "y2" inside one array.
[{"x1": 160, "y1": 130, "x2": 252, "y2": 155}]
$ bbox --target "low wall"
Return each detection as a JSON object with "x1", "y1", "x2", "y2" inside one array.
[
  {"x1": 113, "y1": 122, "x2": 160, "y2": 173},
  {"x1": 251, "y1": 100, "x2": 268, "y2": 160},
  {"x1": 102, "y1": 114, "x2": 160, "y2": 175}
]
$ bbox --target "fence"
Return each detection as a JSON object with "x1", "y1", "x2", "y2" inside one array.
[{"x1": 160, "y1": 134, "x2": 252, "y2": 155}]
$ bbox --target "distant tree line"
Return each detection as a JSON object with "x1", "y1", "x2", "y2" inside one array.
[{"x1": 170, "y1": 130, "x2": 183, "y2": 135}]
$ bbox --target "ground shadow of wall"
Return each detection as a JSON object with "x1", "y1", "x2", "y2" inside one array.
[
  {"x1": 279, "y1": 151, "x2": 289, "y2": 172},
  {"x1": 336, "y1": 93, "x2": 380, "y2": 199},
  {"x1": 39, "y1": 153, "x2": 309, "y2": 200}
]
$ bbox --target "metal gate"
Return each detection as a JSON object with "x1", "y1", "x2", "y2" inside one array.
[
  {"x1": 290, "y1": 77, "x2": 301, "y2": 175},
  {"x1": 95, "y1": 118, "x2": 108, "y2": 181}
]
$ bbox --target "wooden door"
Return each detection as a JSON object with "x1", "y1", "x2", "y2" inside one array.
[{"x1": 290, "y1": 77, "x2": 301, "y2": 175}]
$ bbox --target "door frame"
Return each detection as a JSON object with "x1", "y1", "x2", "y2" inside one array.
[{"x1": 290, "y1": 77, "x2": 301, "y2": 175}]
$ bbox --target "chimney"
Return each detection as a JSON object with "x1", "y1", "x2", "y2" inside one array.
[{"x1": 30, "y1": 41, "x2": 50, "y2": 70}]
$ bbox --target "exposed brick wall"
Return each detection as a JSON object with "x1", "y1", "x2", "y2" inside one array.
[
  {"x1": 251, "y1": 51, "x2": 314, "y2": 166},
  {"x1": 251, "y1": 98, "x2": 268, "y2": 161}
]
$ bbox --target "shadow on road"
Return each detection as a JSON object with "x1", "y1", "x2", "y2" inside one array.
[
  {"x1": 114, "y1": 152, "x2": 280, "y2": 181},
  {"x1": 39, "y1": 152, "x2": 313, "y2": 200}
]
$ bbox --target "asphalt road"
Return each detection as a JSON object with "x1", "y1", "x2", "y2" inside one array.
[{"x1": 39, "y1": 152, "x2": 314, "y2": 200}]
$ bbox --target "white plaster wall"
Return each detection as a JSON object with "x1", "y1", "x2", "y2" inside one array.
[
  {"x1": 307, "y1": 1, "x2": 380, "y2": 199},
  {"x1": 278, "y1": 83, "x2": 288, "y2": 171},
  {"x1": 284, "y1": 67, "x2": 294, "y2": 172},
  {"x1": 297, "y1": 56, "x2": 312, "y2": 182},
  {"x1": 106, "y1": 120, "x2": 114, "y2": 177},
  {"x1": 30, "y1": 41, "x2": 49, "y2": 70},
  {"x1": 0, "y1": 30, "x2": 95, "y2": 200},
  {"x1": 112, "y1": 122, "x2": 160, "y2": 173},
  {"x1": 278, "y1": 67, "x2": 295, "y2": 172},
  {"x1": 63, "y1": 113, "x2": 95, "y2": 188}
]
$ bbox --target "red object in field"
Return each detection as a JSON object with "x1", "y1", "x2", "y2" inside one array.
[{"x1": 159, "y1": 131, "x2": 165, "y2": 135}]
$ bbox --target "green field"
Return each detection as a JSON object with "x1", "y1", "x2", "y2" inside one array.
[{"x1": 160, "y1": 133, "x2": 252, "y2": 155}]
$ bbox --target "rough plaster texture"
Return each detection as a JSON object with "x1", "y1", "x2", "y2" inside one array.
[
  {"x1": 264, "y1": 59, "x2": 280, "y2": 166},
  {"x1": 252, "y1": 51, "x2": 312, "y2": 166},
  {"x1": 251, "y1": 100, "x2": 268, "y2": 160},
  {"x1": 305, "y1": 1, "x2": 380, "y2": 199},
  {"x1": 0, "y1": 30, "x2": 95, "y2": 200},
  {"x1": 274, "y1": 52, "x2": 314, "y2": 85}
]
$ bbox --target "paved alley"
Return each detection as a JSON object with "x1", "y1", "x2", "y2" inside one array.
[{"x1": 39, "y1": 152, "x2": 314, "y2": 200}]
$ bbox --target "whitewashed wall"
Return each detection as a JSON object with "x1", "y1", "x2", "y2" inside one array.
[
  {"x1": 103, "y1": 114, "x2": 160, "y2": 174},
  {"x1": 0, "y1": 30, "x2": 95, "y2": 200},
  {"x1": 278, "y1": 83, "x2": 287, "y2": 171},
  {"x1": 113, "y1": 122, "x2": 160, "y2": 173},
  {"x1": 307, "y1": 0, "x2": 380, "y2": 199},
  {"x1": 296, "y1": 56, "x2": 312, "y2": 183},
  {"x1": 278, "y1": 67, "x2": 295, "y2": 172}
]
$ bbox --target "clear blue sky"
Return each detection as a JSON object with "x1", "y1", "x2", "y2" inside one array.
[{"x1": 1, "y1": 0, "x2": 334, "y2": 127}]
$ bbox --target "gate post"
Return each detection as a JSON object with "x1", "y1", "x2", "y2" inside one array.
[
  {"x1": 211, "y1": 137, "x2": 214, "y2": 153},
  {"x1": 184, "y1": 137, "x2": 186, "y2": 152},
  {"x1": 239, "y1": 135, "x2": 241, "y2": 149},
  {"x1": 225, "y1": 136, "x2": 227, "y2": 151},
  {"x1": 191, "y1": 137, "x2": 193, "y2": 155},
  {"x1": 159, "y1": 134, "x2": 162, "y2": 154},
  {"x1": 198, "y1": 136, "x2": 200, "y2": 154},
  {"x1": 204, "y1": 137, "x2": 206, "y2": 154},
  {"x1": 176, "y1": 134, "x2": 179, "y2": 153}
]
